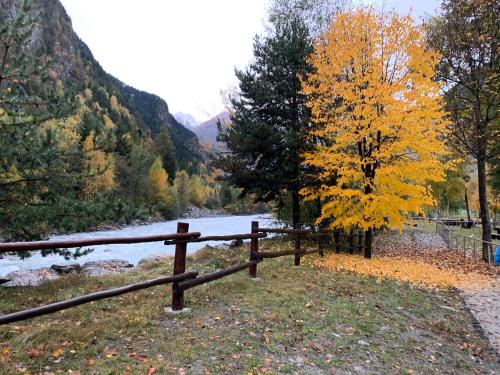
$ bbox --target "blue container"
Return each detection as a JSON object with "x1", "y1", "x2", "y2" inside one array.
[{"x1": 495, "y1": 245, "x2": 500, "y2": 267}]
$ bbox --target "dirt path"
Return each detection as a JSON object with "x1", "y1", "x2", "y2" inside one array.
[{"x1": 375, "y1": 228, "x2": 500, "y2": 356}]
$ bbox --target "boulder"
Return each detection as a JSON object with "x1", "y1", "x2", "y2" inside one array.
[
  {"x1": 81, "y1": 267, "x2": 113, "y2": 277},
  {"x1": 2, "y1": 268, "x2": 60, "y2": 287},
  {"x1": 138, "y1": 254, "x2": 170, "y2": 266},
  {"x1": 81, "y1": 259, "x2": 133, "y2": 277},
  {"x1": 51, "y1": 263, "x2": 81, "y2": 274}
]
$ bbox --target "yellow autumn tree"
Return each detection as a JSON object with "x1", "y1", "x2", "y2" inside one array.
[
  {"x1": 82, "y1": 131, "x2": 115, "y2": 197},
  {"x1": 148, "y1": 157, "x2": 174, "y2": 210},
  {"x1": 302, "y1": 8, "x2": 450, "y2": 258}
]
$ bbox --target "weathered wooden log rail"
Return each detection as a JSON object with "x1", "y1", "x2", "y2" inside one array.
[
  {"x1": 0, "y1": 220, "x2": 361, "y2": 325},
  {"x1": 0, "y1": 232, "x2": 202, "y2": 253},
  {"x1": 0, "y1": 272, "x2": 198, "y2": 325}
]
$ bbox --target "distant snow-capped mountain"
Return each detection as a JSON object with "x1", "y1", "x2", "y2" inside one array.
[{"x1": 174, "y1": 112, "x2": 200, "y2": 131}]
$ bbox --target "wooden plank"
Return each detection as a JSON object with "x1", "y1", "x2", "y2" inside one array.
[
  {"x1": 176, "y1": 262, "x2": 257, "y2": 291},
  {"x1": 256, "y1": 248, "x2": 320, "y2": 259},
  {"x1": 258, "y1": 228, "x2": 310, "y2": 235},
  {"x1": 0, "y1": 232, "x2": 201, "y2": 253},
  {"x1": 303, "y1": 232, "x2": 331, "y2": 238},
  {"x1": 163, "y1": 233, "x2": 266, "y2": 245},
  {"x1": 0, "y1": 271, "x2": 198, "y2": 325},
  {"x1": 257, "y1": 249, "x2": 305, "y2": 258}
]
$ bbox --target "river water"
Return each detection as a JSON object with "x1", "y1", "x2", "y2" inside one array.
[{"x1": 0, "y1": 214, "x2": 276, "y2": 277}]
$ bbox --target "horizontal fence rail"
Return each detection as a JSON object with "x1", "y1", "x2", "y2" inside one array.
[
  {"x1": 163, "y1": 233, "x2": 267, "y2": 245},
  {"x1": 0, "y1": 232, "x2": 202, "y2": 253},
  {"x1": 176, "y1": 261, "x2": 258, "y2": 291},
  {"x1": 1, "y1": 220, "x2": 339, "y2": 325},
  {"x1": 0, "y1": 271, "x2": 198, "y2": 325},
  {"x1": 258, "y1": 227, "x2": 311, "y2": 235}
]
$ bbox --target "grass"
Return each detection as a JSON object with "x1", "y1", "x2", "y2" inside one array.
[{"x1": 0, "y1": 238, "x2": 498, "y2": 374}]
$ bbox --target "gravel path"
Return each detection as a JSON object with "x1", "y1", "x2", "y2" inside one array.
[
  {"x1": 376, "y1": 228, "x2": 500, "y2": 356},
  {"x1": 462, "y1": 288, "x2": 500, "y2": 356}
]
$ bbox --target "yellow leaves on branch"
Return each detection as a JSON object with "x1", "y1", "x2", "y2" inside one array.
[
  {"x1": 302, "y1": 8, "x2": 451, "y2": 232},
  {"x1": 82, "y1": 131, "x2": 115, "y2": 197},
  {"x1": 314, "y1": 254, "x2": 491, "y2": 290}
]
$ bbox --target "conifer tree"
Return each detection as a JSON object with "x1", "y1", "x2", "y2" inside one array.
[
  {"x1": 0, "y1": 1, "x2": 80, "y2": 240},
  {"x1": 215, "y1": 15, "x2": 314, "y2": 226},
  {"x1": 154, "y1": 128, "x2": 177, "y2": 179}
]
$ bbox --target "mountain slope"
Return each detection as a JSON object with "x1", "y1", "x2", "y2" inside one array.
[
  {"x1": 194, "y1": 111, "x2": 230, "y2": 151},
  {"x1": 1, "y1": 0, "x2": 201, "y2": 171}
]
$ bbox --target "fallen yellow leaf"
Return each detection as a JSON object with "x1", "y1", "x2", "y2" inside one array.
[
  {"x1": 314, "y1": 254, "x2": 491, "y2": 290},
  {"x1": 53, "y1": 347, "x2": 62, "y2": 359}
]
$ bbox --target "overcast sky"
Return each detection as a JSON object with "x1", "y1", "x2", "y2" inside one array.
[{"x1": 59, "y1": 0, "x2": 441, "y2": 122}]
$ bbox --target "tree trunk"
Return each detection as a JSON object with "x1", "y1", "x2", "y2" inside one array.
[
  {"x1": 464, "y1": 187, "x2": 471, "y2": 222},
  {"x1": 291, "y1": 189, "x2": 301, "y2": 228},
  {"x1": 477, "y1": 157, "x2": 492, "y2": 261},
  {"x1": 364, "y1": 227, "x2": 373, "y2": 259},
  {"x1": 363, "y1": 176, "x2": 374, "y2": 259}
]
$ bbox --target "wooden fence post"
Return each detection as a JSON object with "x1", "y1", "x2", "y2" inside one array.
[
  {"x1": 249, "y1": 221, "x2": 259, "y2": 278},
  {"x1": 172, "y1": 222, "x2": 189, "y2": 311},
  {"x1": 294, "y1": 224, "x2": 301, "y2": 266},
  {"x1": 348, "y1": 230, "x2": 354, "y2": 254},
  {"x1": 318, "y1": 225, "x2": 324, "y2": 257},
  {"x1": 334, "y1": 231, "x2": 340, "y2": 253}
]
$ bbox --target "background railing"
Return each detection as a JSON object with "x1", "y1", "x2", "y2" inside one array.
[
  {"x1": 408, "y1": 216, "x2": 499, "y2": 270},
  {"x1": 435, "y1": 220, "x2": 499, "y2": 271}
]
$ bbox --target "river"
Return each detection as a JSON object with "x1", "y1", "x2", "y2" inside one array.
[{"x1": 0, "y1": 214, "x2": 276, "y2": 277}]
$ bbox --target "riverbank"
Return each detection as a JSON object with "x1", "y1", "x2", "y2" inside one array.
[
  {"x1": 0, "y1": 214, "x2": 275, "y2": 278},
  {"x1": 1, "y1": 238, "x2": 498, "y2": 374},
  {"x1": 45, "y1": 206, "x2": 260, "y2": 236}
]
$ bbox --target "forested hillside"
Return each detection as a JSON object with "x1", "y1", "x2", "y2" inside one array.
[
  {"x1": 1, "y1": 0, "x2": 201, "y2": 170},
  {"x1": 0, "y1": 0, "x2": 259, "y2": 242}
]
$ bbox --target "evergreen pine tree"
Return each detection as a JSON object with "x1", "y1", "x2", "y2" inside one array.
[
  {"x1": 154, "y1": 128, "x2": 177, "y2": 179},
  {"x1": 214, "y1": 15, "x2": 314, "y2": 226}
]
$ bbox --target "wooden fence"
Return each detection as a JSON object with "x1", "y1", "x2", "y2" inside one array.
[{"x1": 0, "y1": 221, "x2": 365, "y2": 326}]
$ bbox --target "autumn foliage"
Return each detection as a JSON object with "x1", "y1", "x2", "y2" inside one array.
[
  {"x1": 314, "y1": 253, "x2": 491, "y2": 290},
  {"x1": 148, "y1": 157, "x2": 173, "y2": 208},
  {"x1": 302, "y1": 9, "x2": 450, "y2": 256}
]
